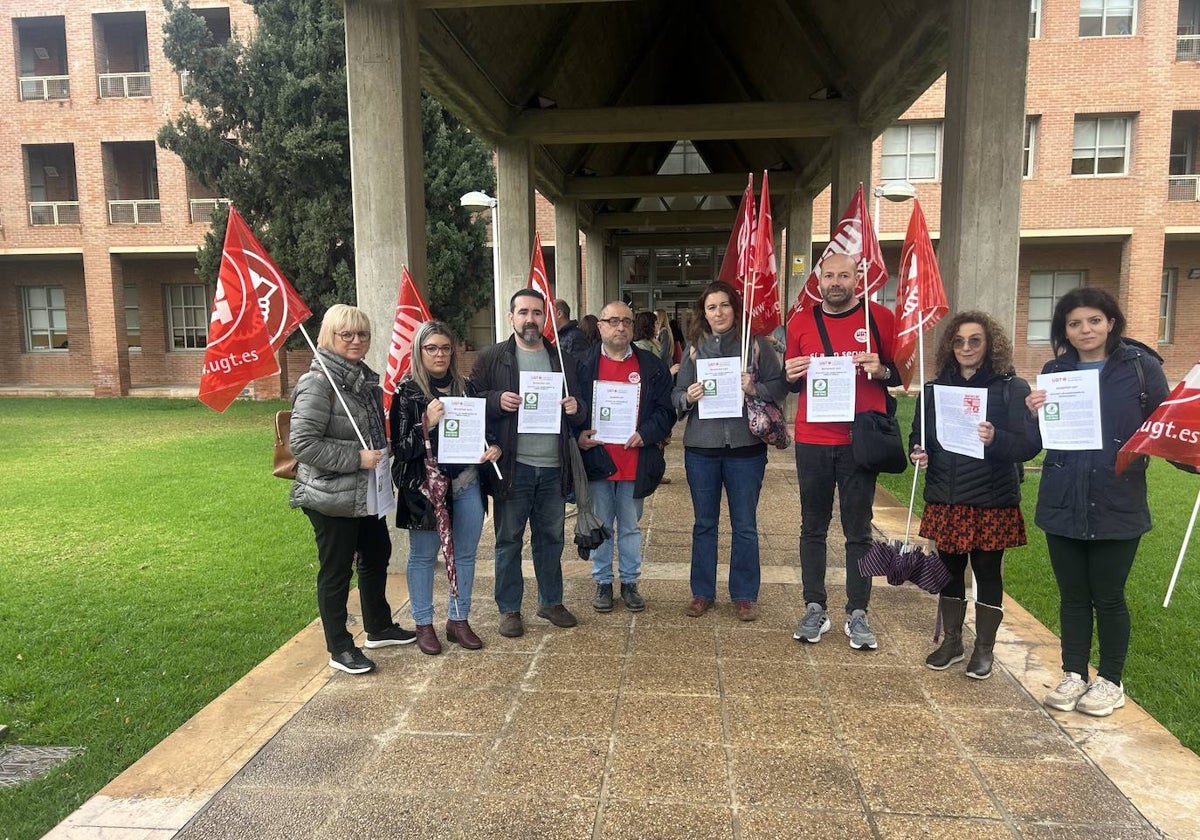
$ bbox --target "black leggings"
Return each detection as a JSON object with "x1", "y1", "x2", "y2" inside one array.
[{"x1": 938, "y1": 549, "x2": 1004, "y2": 607}]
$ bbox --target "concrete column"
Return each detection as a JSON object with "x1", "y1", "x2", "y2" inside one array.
[
  {"x1": 82, "y1": 252, "x2": 130, "y2": 396},
  {"x1": 829, "y1": 128, "x2": 872, "y2": 232},
  {"x1": 1119, "y1": 229, "x2": 1166, "y2": 344},
  {"x1": 496, "y1": 138, "x2": 536, "y2": 338},
  {"x1": 554, "y1": 200, "x2": 581, "y2": 313},
  {"x1": 584, "y1": 227, "x2": 606, "y2": 314},
  {"x1": 786, "y1": 191, "x2": 814, "y2": 312},
  {"x1": 345, "y1": 0, "x2": 426, "y2": 371},
  {"x1": 939, "y1": 0, "x2": 1029, "y2": 334}
]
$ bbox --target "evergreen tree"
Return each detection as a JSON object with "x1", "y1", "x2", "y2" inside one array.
[{"x1": 158, "y1": 0, "x2": 495, "y2": 339}]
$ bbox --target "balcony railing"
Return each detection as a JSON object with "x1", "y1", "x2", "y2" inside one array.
[
  {"x1": 189, "y1": 198, "x2": 229, "y2": 223},
  {"x1": 1179, "y1": 33, "x2": 1200, "y2": 60},
  {"x1": 19, "y1": 75, "x2": 70, "y2": 101},
  {"x1": 108, "y1": 200, "x2": 162, "y2": 224},
  {"x1": 29, "y1": 202, "x2": 81, "y2": 226},
  {"x1": 1168, "y1": 175, "x2": 1200, "y2": 202},
  {"x1": 98, "y1": 72, "x2": 151, "y2": 99}
]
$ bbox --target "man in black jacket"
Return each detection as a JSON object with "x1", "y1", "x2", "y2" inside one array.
[
  {"x1": 576, "y1": 301, "x2": 676, "y2": 612},
  {"x1": 555, "y1": 299, "x2": 591, "y2": 360},
  {"x1": 471, "y1": 288, "x2": 588, "y2": 638}
]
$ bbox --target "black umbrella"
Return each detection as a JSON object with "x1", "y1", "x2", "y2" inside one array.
[{"x1": 565, "y1": 436, "x2": 610, "y2": 559}]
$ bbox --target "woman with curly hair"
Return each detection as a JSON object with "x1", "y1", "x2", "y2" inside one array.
[{"x1": 909, "y1": 311, "x2": 1041, "y2": 679}]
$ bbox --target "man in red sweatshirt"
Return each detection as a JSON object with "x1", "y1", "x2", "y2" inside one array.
[{"x1": 784, "y1": 253, "x2": 899, "y2": 651}]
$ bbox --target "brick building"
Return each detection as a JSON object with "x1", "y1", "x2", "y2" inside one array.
[{"x1": 3, "y1": 1, "x2": 1198, "y2": 398}]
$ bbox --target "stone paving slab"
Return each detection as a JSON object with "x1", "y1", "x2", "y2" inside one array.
[{"x1": 43, "y1": 445, "x2": 1200, "y2": 840}]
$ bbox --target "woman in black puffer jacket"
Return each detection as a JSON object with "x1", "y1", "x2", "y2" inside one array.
[{"x1": 910, "y1": 311, "x2": 1041, "y2": 680}]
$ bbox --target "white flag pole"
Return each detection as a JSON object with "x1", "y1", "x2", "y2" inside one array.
[
  {"x1": 542, "y1": 289, "x2": 569, "y2": 399},
  {"x1": 297, "y1": 323, "x2": 370, "y2": 450},
  {"x1": 1164, "y1": 487, "x2": 1200, "y2": 608}
]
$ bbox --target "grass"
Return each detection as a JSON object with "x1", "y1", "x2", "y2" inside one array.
[
  {"x1": 878, "y1": 393, "x2": 1200, "y2": 755},
  {"x1": 0, "y1": 398, "x2": 318, "y2": 840}
]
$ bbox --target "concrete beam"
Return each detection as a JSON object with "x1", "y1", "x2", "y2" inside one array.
[
  {"x1": 564, "y1": 172, "x2": 798, "y2": 200},
  {"x1": 584, "y1": 227, "x2": 607, "y2": 316},
  {"x1": 594, "y1": 209, "x2": 736, "y2": 230},
  {"x1": 510, "y1": 101, "x2": 858, "y2": 144},
  {"x1": 554, "y1": 200, "x2": 581, "y2": 314},
  {"x1": 417, "y1": 10, "x2": 510, "y2": 138}
]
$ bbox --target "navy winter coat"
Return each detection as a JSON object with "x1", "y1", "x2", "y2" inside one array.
[{"x1": 1033, "y1": 340, "x2": 1169, "y2": 540}]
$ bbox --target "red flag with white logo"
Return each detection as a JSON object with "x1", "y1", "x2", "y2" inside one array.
[
  {"x1": 225, "y1": 207, "x2": 311, "y2": 353},
  {"x1": 746, "y1": 171, "x2": 781, "y2": 337},
  {"x1": 786, "y1": 183, "x2": 888, "y2": 332},
  {"x1": 718, "y1": 174, "x2": 756, "y2": 288},
  {"x1": 198, "y1": 212, "x2": 284, "y2": 411},
  {"x1": 382, "y1": 265, "x2": 433, "y2": 414},
  {"x1": 1116, "y1": 362, "x2": 1200, "y2": 475},
  {"x1": 526, "y1": 232, "x2": 557, "y2": 345},
  {"x1": 892, "y1": 199, "x2": 948, "y2": 390}
]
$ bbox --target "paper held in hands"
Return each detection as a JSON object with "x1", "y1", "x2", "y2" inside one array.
[
  {"x1": 437, "y1": 397, "x2": 488, "y2": 464},
  {"x1": 517, "y1": 371, "x2": 565, "y2": 434},
  {"x1": 933, "y1": 384, "x2": 988, "y2": 459},
  {"x1": 367, "y1": 450, "x2": 396, "y2": 519},
  {"x1": 592, "y1": 381, "x2": 640, "y2": 444},
  {"x1": 1036, "y1": 369, "x2": 1103, "y2": 451},
  {"x1": 805, "y1": 355, "x2": 856, "y2": 423},
  {"x1": 695, "y1": 356, "x2": 744, "y2": 420}
]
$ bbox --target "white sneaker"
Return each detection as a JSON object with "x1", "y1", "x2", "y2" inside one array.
[
  {"x1": 1075, "y1": 676, "x2": 1126, "y2": 717},
  {"x1": 1043, "y1": 671, "x2": 1089, "y2": 711}
]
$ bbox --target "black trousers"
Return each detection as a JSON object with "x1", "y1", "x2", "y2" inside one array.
[
  {"x1": 1046, "y1": 534, "x2": 1139, "y2": 684},
  {"x1": 303, "y1": 508, "x2": 394, "y2": 654}
]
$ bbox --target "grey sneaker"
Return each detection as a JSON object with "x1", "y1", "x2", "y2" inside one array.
[
  {"x1": 793, "y1": 603, "x2": 831, "y2": 643},
  {"x1": 1043, "y1": 671, "x2": 1089, "y2": 711},
  {"x1": 844, "y1": 609, "x2": 878, "y2": 650},
  {"x1": 1075, "y1": 676, "x2": 1125, "y2": 717}
]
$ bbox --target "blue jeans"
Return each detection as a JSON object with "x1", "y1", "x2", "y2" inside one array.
[
  {"x1": 493, "y1": 462, "x2": 566, "y2": 612},
  {"x1": 795, "y1": 442, "x2": 876, "y2": 613},
  {"x1": 406, "y1": 482, "x2": 485, "y2": 625},
  {"x1": 685, "y1": 448, "x2": 766, "y2": 602},
  {"x1": 589, "y1": 479, "x2": 644, "y2": 584}
]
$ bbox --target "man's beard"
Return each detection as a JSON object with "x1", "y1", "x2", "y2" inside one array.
[{"x1": 519, "y1": 324, "x2": 542, "y2": 343}]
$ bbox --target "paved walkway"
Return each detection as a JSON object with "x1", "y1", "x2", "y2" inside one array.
[{"x1": 45, "y1": 446, "x2": 1200, "y2": 839}]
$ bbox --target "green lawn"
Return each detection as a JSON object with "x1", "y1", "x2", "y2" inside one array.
[
  {"x1": 0, "y1": 398, "x2": 318, "y2": 840},
  {"x1": 878, "y1": 393, "x2": 1200, "y2": 755}
]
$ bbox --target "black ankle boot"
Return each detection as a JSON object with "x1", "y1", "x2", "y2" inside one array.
[
  {"x1": 926, "y1": 595, "x2": 967, "y2": 670},
  {"x1": 967, "y1": 603, "x2": 1004, "y2": 680}
]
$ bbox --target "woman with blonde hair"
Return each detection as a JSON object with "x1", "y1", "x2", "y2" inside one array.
[
  {"x1": 290, "y1": 304, "x2": 415, "y2": 675},
  {"x1": 655, "y1": 308, "x2": 674, "y2": 365},
  {"x1": 390, "y1": 321, "x2": 501, "y2": 655}
]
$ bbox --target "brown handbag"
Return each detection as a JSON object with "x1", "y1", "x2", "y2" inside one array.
[{"x1": 273, "y1": 410, "x2": 297, "y2": 479}]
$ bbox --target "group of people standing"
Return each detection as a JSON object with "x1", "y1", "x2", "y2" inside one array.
[{"x1": 288, "y1": 258, "x2": 1168, "y2": 720}]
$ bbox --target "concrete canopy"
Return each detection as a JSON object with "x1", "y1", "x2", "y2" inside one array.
[{"x1": 414, "y1": 0, "x2": 953, "y2": 232}]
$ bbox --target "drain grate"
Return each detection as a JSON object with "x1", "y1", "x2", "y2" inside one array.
[{"x1": 0, "y1": 745, "x2": 83, "y2": 787}]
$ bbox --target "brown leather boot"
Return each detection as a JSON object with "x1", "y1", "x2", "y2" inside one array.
[
  {"x1": 414, "y1": 624, "x2": 442, "y2": 656},
  {"x1": 445, "y1": 619, "x2": 483, "y2": 650},
  {"x1": 925, "y1": 596, "x2": 967, "y2": 670},
  {"x1": 967, "y1": 603, "x2": 1003, "y2": 680}
]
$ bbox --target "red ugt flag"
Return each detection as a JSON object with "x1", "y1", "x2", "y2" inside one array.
[
  {"x1": 382, "y1": 265, "x2": 433, "y2": 414},
  {"x1": 787, "y1": 183, "x2": 888, "y2": 331},
  {"x1": 718, "y1": 174, "x2": 756, "y2": 288},
  {"x1": 892, "y1": 198, "x2": 947, "y2": 390},
  {"x1": 226, "y1": 207, "x2": 311, "y2": 353},
  {"x1": 746, "y1": 171, "x2": 781, "y2": 337},
  {"x1": 527, "y1": 231, "x2": 557, "y2": 345},
  {"x1": 199, "y1": 211, "x2": 288, "y2": 411},
  {"x1": 1116, "y1": 362, "x2": 1200, "y2": 475}
]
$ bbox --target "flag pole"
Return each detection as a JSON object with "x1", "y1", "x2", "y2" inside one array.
[
  {"x1": 543, "y1": 293, "x2": 569, "y2": 399},
  {"x1": 1164, "y1": 487, "x2": 1200, "y2": 607},
  {"x1": 904, "y1": 463, "x2": 920, "y2": 550},
  {"x1": 743, "y1": 267, "x2": 757, "y2": 370},
  {"x1": 296, "y1": 323, "x2": 370, "y2": 450}
]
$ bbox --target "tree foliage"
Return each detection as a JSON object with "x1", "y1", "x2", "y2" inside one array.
[{"x1": 158, "y1": 0, "x2": 495, "y2": 339}]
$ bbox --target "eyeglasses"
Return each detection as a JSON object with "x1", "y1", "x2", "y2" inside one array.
[
  {"x1": 952, "y1": 336, "x2": 985, "y2": 349},
  {"x1": 335, "y1": 330, "x2": 371, "y2": 343},
  {"x1": 421, "y1": 344, "x2": 453, "y2": 356},
  {"x1": 599, "y1": 317, "x2": 633, "y2": 328}
]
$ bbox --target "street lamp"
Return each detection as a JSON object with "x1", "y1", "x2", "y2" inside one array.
[
  {"x1": 872, "y1": 180, "x2": 917, "y2": 237},
  {"x1": 460, "y1": 190, "x2": 503, "y2": 341}
]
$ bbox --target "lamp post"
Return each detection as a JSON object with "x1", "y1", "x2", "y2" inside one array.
[
  {"x1": 460, "y1": 190, "x2": 503, "y2": 341},
  {"x1": 872, "y1": 180, "x2": 917, "y2": 237}
]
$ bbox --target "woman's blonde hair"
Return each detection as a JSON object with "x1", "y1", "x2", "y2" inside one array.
[
  {"x1": 407, "y1": 320, "x2": 465, "y2": 397},
  {"x1": 317, "y1": 304, "x2": 372, "y2": 352}
]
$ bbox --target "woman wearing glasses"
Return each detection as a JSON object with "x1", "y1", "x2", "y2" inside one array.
[
  {"x1": 672, "y1": 280, "x2": 786, "y2": 621},
  {"x1": 390, "y1": 321, "x2": 502, "y2": 655},
  {"x1": 290, "y1": 305, "x2": 416, "y2": 675},
  {"x1": 909, "y1": 312, "x2": 1040, "y2": 680}
]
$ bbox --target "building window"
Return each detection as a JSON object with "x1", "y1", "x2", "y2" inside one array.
[
  {"x1": 1161, "y1": 268, "x2": 1177, "y2": 343},
  {"x1": 877, "y1": 275, "x2": 899, "y2": 309},
  {"x1": 881, "y1": 122, "x2": 941, "y2": 182},
  {"x1": 1030, "y1": 0, "x2": 1042, "y2": 38},
  {"x1": 23, "y1": 286, "x2": 69, "y2": 350},
  {"x1": 1080, "y1": 0, "x2": 1136, "y2": 36},
  {"x1": 125, "y1": 285, "x2": 141, "y2": 349},
  {"x1": 1072, "y1": 116, "x2": 1131, "y2": 176},
  {"x1": 1028, "y1": 271, "x2": 1086, "y2": 342},
  {"x1": 1024, "y1": 117, "x2": 1039, "y2": 178},
  {"x1": 166, "y1": 284, "x2": 210, "y2": 349}
]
